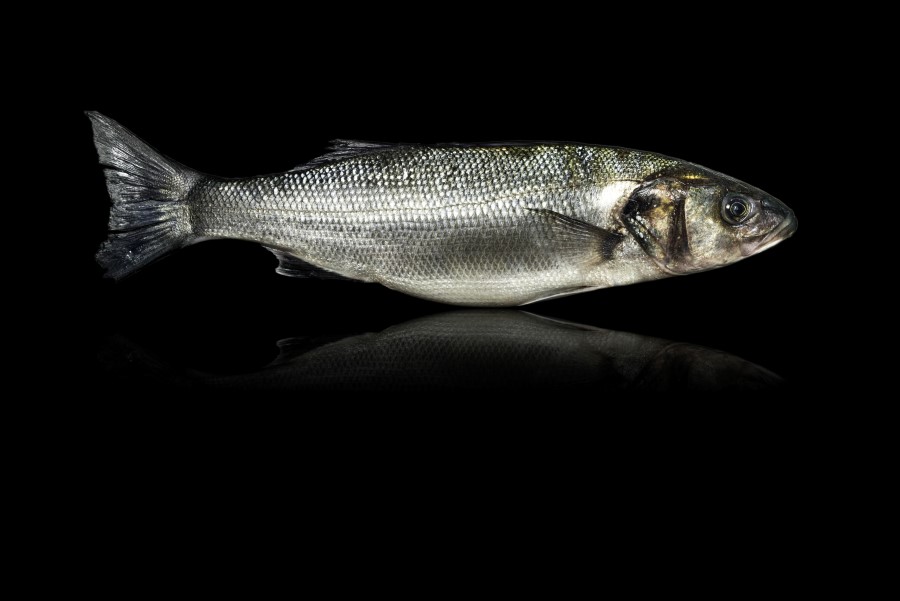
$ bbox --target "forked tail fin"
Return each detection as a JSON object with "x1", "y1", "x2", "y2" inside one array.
[{"x1": 87, "y1": 112, "x2": 201, "y2": 279}]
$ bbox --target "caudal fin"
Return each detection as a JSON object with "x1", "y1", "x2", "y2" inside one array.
[{"x1": 87, "y1": 112, "x2": 201, "y2": 279}]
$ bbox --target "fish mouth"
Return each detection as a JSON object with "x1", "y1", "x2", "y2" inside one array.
[{"x1": 741, "y1": 209, "x2": 798, "y2": 256}]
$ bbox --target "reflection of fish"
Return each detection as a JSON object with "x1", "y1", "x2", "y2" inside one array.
[
  {"x1": 88, "y1": 113, "x2": 796, "y2": 306},
  {"x1": 101, "y1": 311, "x2": 782, "y2": 393}
]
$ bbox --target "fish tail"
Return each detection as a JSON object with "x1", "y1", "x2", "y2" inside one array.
[{"x1": 87, "y1": 111, "x2": 201, "y2": 279}]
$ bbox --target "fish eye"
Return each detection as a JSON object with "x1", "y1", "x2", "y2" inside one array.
[{"x1": 722, "y1": 194, "x2": 753, "y2": 225}]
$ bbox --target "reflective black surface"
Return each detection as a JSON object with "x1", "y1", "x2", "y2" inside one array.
[
  {"x1": 43, "y1": 20, "x2": 848, "y2": 571},
  {"x1": 66, "y1": 37, "x2": 824, "y2": 398},
  {"x1": 83, "y1": 237, "x2": 803, "y2": 396},
  {"x1": 99, "y1": 310, "x2": 783, "y2": 394}
]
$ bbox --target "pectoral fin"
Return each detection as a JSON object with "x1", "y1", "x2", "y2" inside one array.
[{"x1": 526, "y1": 209, "x2": 623, "y2": 263}]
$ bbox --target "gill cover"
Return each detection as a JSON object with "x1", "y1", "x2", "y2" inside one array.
[{"x1": 622, "y1": 177, "x2": 691, "y2": 273}]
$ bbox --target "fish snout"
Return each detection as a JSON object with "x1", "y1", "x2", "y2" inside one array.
[{"x1": 740, "y1": 198, "x2": 797, "y2": 256}]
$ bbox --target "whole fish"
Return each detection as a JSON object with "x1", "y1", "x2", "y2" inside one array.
[{"x1": 88, "y1": 112, "x2": 796, "y2": 306}]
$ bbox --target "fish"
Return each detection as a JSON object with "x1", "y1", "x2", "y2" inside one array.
[
  {"x1": 87, "y1": 112, "x2": 797, "y2": 306},
  {"x1": 100, "y1": 311, "x2": 783, "y2": 393}
]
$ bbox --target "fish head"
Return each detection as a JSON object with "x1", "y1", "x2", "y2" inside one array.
[{"x1": 620, "y1": 168, "x2": 796, "y2": 274}]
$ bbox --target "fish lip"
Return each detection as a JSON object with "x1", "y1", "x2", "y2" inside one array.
[{"x1": 742, "y1": 210, "x2": 798, "y2": 256}]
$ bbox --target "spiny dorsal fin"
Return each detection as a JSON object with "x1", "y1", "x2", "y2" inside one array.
[
  {"x1": 289, "y1": 140, "x2": 606, "y2": 172},
  {"x1": 264, "y1": 247, "x2": 353, "y2": 280},
  {"x1": 290, "y1": 140, "x2": 411, "y2": 172}
]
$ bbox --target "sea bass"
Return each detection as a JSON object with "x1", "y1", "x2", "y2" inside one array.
[{"x1": 88, "y1": 112, "x2": 796, "y2": 306}]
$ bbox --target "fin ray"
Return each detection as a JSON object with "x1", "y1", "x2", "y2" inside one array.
[
  {"x1": 526, "y1": 208, "x2": 623, "y2": 262},
  {"x1": 264, "y1": 247, "x2": 354, "y2": 280},
  {"x1": 290, "y1": 140, "x2": 410, "y2": 172},
  {"x1": 87, "y1": 111, "x2": 200, "y2": 279}
]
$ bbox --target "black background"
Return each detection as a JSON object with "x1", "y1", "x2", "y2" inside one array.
[
  {"x1": 33, "y1": 13, "x2": 867, "y2": 563},
  {"x1": 63, "y1": 14, "x2": 836, "y2": 400},
  {"x1": 32, "y1": 16, "x2": 882, "y2": 581}
]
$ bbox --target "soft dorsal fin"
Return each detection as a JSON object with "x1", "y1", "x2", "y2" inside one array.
[
  {"x1": 290, "y1": 139, "x2": 410, "y2": 172},
  {"x1": 264, "y1": 247, "x2": 354, "y2": 280}
]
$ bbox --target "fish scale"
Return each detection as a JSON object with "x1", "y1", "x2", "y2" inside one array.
[
  {"x1": 185, "y1": 145, "x2": 673, "y2": 305},
  {"x1": 88, "y1": 113, "x2": 796, "y2": 306}
]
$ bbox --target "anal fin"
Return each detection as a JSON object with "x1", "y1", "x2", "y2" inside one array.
[{"x1": 264, "y1": 247, "x2": 354, "y2": 281}]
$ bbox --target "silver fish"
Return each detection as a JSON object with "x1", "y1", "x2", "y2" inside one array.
[
  {"x1": 101, "y1": 311, "x2": 783, "y2": 393},
  {"x1": 88, "y1": 112, "x2": 796, "y2": 306}
]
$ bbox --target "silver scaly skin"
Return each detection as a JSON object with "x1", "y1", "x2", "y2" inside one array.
[{"x1": 88, "y1": 113, "x2": 796, "y2": 306}]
